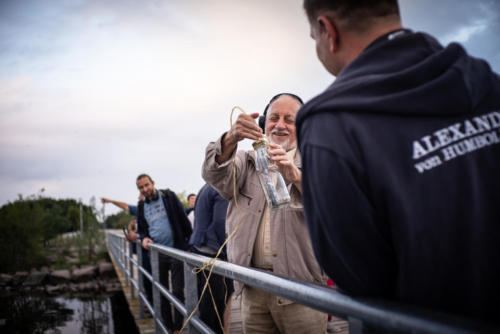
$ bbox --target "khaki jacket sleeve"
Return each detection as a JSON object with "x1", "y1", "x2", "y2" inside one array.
[{"x1": 202, "y1": 133, "x2": 249, "y2": 201}]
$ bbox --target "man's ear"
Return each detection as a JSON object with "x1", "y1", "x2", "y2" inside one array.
[{"x1": 317, "y1": 15, "x2": 338, "y2": 53}]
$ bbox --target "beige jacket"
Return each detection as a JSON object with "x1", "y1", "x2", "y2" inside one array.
[{"x1": 202, "y1": 134, "x2": 325, "y2": 303}]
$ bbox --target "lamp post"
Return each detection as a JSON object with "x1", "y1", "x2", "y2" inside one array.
[{"x1": 79, "y1": 199, "x2": 83, "y2": 234}]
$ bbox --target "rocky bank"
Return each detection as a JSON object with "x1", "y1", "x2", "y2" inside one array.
[{"x1": 0, "y1": 262, "x2": 121, "y2": 296}]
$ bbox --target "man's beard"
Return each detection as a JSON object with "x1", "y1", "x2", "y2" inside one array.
[
  {"x1": 270, "y1": 129, "x2": 295, "y2": 152},
  {"x1": 145, "y1": 188, "x2": 156, "y2": 200}
]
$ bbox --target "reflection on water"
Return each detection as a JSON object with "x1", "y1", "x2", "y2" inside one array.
[
  {"x1": 0, "y1": 291, "x2": 139, "y2": 334},
  {"x1": 0, "y1": 293, "x2": 73, "y2": 333}
]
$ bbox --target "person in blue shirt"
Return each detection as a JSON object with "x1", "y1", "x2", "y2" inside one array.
[
  {"x1": 189, "y1": 183, "x2": 234, "y2": 334},
  {"x1": 136, "y1": 174, "x2": 192, "y2": 334}
]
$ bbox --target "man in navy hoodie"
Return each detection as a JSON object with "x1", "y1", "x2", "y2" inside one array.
[{"x1": 297, "y1": 0, "x2": 500, "y2": 324}]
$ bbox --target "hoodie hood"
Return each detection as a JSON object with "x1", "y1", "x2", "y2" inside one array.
[{"x1": 297, "y1": 31, "x2": 496, "y2": 129}]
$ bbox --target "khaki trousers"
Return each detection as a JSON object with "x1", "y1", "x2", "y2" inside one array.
[{"x1": 241, "y1": 286, "x2": 328, "y2": 334}]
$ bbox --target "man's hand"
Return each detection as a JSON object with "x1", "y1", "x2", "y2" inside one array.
[
  {"x1": 217, "y1": 112, "x2": 263, "y2": 164},
  {"x1": 142, "y1": 237, "x2": 153, "y2": 250},
  {"x1": 128, "y1": 220, "x2": 137, "y2": 233},
  {"x1": 126, "y1": 232, "x2": 138, "y2": 242},
  {"x1": 269, "y1": 142, "x2": 301, "y2": 191},
  {"x1": 228, "y1": 112, "x2": 263, "y2": 143},
  {"x1": 101, "y1": 197, "x2": 110, "y2": 204}
]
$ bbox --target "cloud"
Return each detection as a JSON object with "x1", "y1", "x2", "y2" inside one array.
[
  {"x1": 441, "y1": 20, "x2": 488, "y2": 44},
  {"x1": 399, "y1": 0, "x2": 500, "y2": 72}
]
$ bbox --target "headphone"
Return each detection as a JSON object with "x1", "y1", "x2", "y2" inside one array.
[
  {"x1": 258, "y1": 93, "x2": 304, "y2": 133},
  {"x1": 145, "y1": 190, "x2": 160, "y2": 203}
]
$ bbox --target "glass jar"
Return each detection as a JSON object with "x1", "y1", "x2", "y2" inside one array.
[{"x1": 252, "y1": 138, "x2": 290, "y2": 209}]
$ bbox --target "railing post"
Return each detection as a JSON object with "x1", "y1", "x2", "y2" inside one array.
[
  {"x1": 112, "y1": 235, "x2": 116, "y2": 259},
  {"x1": 122, "y1": 240, "x2": 127, "y2": 284},
  {"x1": 348, "y1": 317, "x2": 367, "y2": 334},
  {"x1": 113, "y1": 236, "x2": 120, "y2": 275},
  {"x1": 129, "y1": 240, "x2": 135, "y2": 299},
  {"x1": 118, "y1": 237, "x2": 124, "y2": 278},
  {"x1": 138, "y1": 241, "x2": 145, "y2": 319},
  {"x1": 151, "y1": 249, "x2": 163, "y2": 334},
  {"x1": 123, "y1": 238, "x2": 129, "y2": 286},
  {"x1": 184, "y1": 262, "x2": 199, "y2": 334}
]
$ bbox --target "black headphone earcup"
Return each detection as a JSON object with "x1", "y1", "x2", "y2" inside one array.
[{"x1": 258, "y1": 115, "x2": 266, "y2": 133}]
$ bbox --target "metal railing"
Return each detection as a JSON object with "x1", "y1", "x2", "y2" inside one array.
[{"x1": 106, "y1": 231, "x2": 496, "y2": 334}]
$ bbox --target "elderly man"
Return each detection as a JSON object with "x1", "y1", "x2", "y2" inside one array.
[
  {"x1": 297, "y1": 0, "x2": 500, "y2": 323},
  {"x1": 202, "y1": 93, "x2": 327, "y2": 333}
]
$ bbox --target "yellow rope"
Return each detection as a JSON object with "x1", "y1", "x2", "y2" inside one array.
[{"x1": 179, "y1": 106, "x2": 247, "y2": 333}]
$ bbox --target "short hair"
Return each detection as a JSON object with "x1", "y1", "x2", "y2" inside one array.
[
  {"x1": 303, "y1": 0, "x2": 400, "y2": 30},
  {"x1": 187, "y1": 193, "x2": 196, "y2": 200},
  {"x1": 136, "y1": 173, "x2": 153, "y2": 183}
]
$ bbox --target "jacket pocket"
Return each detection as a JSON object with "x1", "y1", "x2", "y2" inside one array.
[{"x1": 239, "y1": 180, "x2": 260, "y2": 208}]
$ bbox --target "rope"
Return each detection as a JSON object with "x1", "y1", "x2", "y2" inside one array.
[{"x1": 179, "y1": 106, "x2": 248, "y2": 333}]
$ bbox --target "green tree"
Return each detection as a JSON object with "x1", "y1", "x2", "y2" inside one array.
[
  {"x1": 0, "y1": 200, "x2": 45, "y2": 272},
  {"x1": 176, "y1": 191, "x2": 189, "y2": 208},
  {"x1": 67, "y1": 205, "x2": 80, "y2": 231},
  {"x1": 0, "y1": 195, "x2": 101, "y2": 273}
]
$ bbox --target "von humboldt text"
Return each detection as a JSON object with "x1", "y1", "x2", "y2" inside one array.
[{"x1": 412, "y1": 110, "x2": 500, "y2": 174}]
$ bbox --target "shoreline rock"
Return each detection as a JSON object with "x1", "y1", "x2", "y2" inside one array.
[{"x1": 0, "y1": 262, "x2": 119, "y2": 296}]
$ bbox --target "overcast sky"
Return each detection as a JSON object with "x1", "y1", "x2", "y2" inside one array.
[{"x1": 1, "y1": 0, "x2": 499, "y2": 216}]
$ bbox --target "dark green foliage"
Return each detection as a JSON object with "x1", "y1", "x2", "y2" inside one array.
[
  {"x1": 0, "y1": 196, "x2": 99, "y2": 273},
  {"x1": 176, "y1": 190, "x2": 189, "y2": 208},
  {"x1": 0, "y1": 200, "x2": 46, "y2": 272}
]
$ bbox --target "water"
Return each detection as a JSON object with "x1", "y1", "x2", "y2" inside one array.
[{"x1": 0, "y1": 291, "x2": 140, "y2": 334}]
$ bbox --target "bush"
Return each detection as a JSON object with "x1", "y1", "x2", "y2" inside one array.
[{"x1": 0, "y1": 196, "x2": 100, "y2": 273}]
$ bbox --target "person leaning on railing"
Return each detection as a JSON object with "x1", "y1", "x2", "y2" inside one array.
[
  {"x1": 189, "y1": 183, "x2": 234, "y2": 334},
  {"x1": 202, "y1": 93, "x2": 330, "y2": 334},
  {"x1": 136, "y1": 173, "x2": 192, "y2": 334}
]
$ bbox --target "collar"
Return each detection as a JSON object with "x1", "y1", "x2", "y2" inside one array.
[{"x1": 364, "y1": 28, "x2": 412, "y2": 52}]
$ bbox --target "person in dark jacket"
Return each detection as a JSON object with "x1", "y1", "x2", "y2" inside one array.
[
  {"x1": 185, "y1": 193, "x2": 196, "y2": 227},
  {"x1": 136, "y1": 173, "x2": 192, "y2": 333},
  {"x1": 189, "y1": 183, "x2": 234, "y2": 334},
  {"x1": 298, "y1": 0, "x2": 500, "y2": 324},
  {"x1": 185, "y1": 193, "x2": 196, "y2": 215}
]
